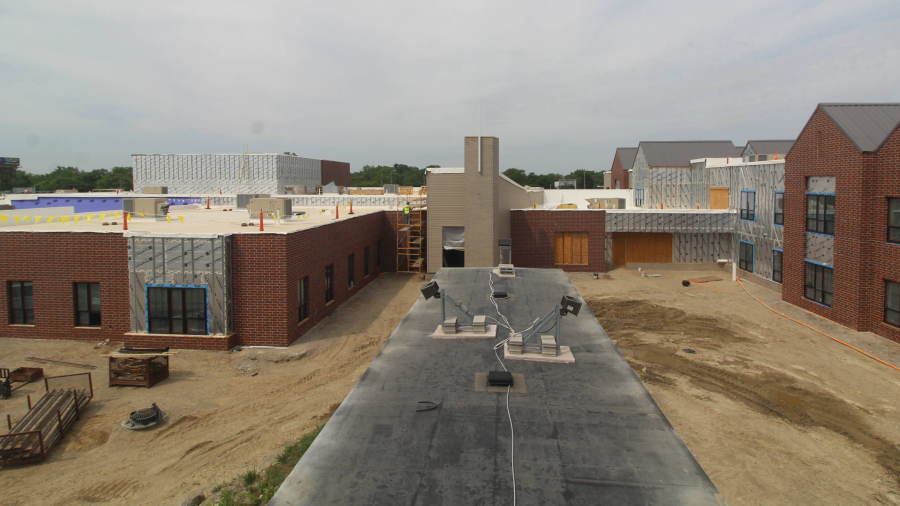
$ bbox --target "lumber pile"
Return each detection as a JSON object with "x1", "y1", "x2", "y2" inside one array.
[
  {"x1": 0, "y1": 387, "x2": 91, "y2": 465},
  {"x1": 109, "y1": 355, "x2": 170, "y2": 388},
  {"x1": 348, "y1": 189, "x2": 384, "y2": 195}
]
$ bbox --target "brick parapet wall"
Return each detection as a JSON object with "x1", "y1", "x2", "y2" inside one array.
[
  {"x1": 0, "y1": 232, "x2": 131, "y2": 343},
  {"x1": 510, "y1": 210, "x2": 606, "y2": 272},
  {"x1": 321, "y1": 160, "x2": 351, "y2": 187}
]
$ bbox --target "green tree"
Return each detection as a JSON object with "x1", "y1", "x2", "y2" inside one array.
[
  {"x1": 16, "y1": 166, "x2": 133, "y2": 192},
  {"x1": 502, "y1": 168, "x2": 527, "y2": 185},
  {"x1": 350, "y1": 164, "x2": 427, "y2": 187}
]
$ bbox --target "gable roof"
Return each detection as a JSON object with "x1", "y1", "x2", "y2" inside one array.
[
  {"x1": 638, "y1": 141, "x2": 740, "y2": 167},
  {"x1": 746, "y1": 140, "x2": 795, "y2": 157},
  {"x1": 614, "y1": 147, "x2": 638, "y2": 172},
  {"x1": 819, "y1": 104, "x2": 900, "y2": 152}
]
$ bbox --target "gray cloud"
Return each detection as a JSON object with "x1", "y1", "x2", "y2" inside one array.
[{"x1": 0, "y1": 0, "x2": 898, "y2": 174}]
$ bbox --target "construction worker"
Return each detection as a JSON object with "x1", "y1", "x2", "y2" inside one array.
[{"x1": 404, "y1": 201, "x2": 411, "y2": 224}]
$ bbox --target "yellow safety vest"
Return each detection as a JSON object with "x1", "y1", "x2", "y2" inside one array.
[{"x1": 404, "y1": 206, "x2": 411, "y2": 214}]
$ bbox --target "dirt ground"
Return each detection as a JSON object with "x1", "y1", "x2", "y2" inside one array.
[
  {"x1": 570, "y1": 268, "x2": 900, "y2": 506},
  {"x1": 0, "y1": 274, "x2": 429, "y2": 506}
]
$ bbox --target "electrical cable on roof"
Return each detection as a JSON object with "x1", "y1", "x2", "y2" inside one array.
[{"x1": 489, "y1": 270, "x2": 517, "y2": 506}]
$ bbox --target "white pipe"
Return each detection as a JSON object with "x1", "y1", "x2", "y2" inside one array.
[{"x1": 478, "y1": 105, "x2": 482, "y2": 173}]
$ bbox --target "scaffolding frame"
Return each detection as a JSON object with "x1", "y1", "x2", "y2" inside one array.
[{"x1": 396, "y1": 193, "x2": 426, "y2": 275}]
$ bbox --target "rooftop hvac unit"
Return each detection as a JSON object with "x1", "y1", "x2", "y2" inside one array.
[
  {"x1": 237, "y1": 194, "x2": 271, "y2": 209},
  {"x1": 247, "y1": 197, "x2": 292, "y2": 217},
  {"x1": 127, "y1": 198, "x2": 169, "y2": 218},
  {"x1": 142, "y1": 186, "x2": 168, "y2": 194},
  {"x1": 383, "y1": 184, "x2": 399, "y2": 194}
]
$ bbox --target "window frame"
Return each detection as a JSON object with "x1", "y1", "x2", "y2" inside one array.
[
  {"x1": 740, "y1": 190, "x2": 756, "y2": 221},
  {"x1": 8, "y1": 281, "x2": 34, "y2": 325},
  {"x1": 298, "y1": 277, "x2": 309, "y2": 323},
  {"x1": 773, "y1": 191, "x2": 785, "y2": 226},
  {"x1": 772, "y1": 249, "x2": 783, "y2": 284},
  {"x1": 147, "y1": 285, "x2": 208, "y2": 335},
  {"x1": 325, "y1": 264, "x2": 334, "y2": 303},
  {"x1": 886, "y1": 280, "x2": 900, "y2": 328},
  {"x1": 74, "y1": 282, "x2": 101, "y2": 327},
  {"x1": 804, "y1": 262, "x2": 834, "y2": 307},
  {"x1": 889, "y1": 198, "x2": 900, "y2": 245},
  {"x1": 806, "y1": 194, "x2": 835, "y2": 235},
  {"x1": 364, "y1": 246, "x2": 370, "y2": 277},
  {"x1": 738, "y1": 241, "x2": 754, "y2": 272},
  {"x1": 348, "y1": 254, "x2": 355, "y2": 288}
]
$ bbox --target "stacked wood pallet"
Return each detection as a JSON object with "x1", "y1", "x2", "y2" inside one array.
[
  {"x1": 348, "y1": 189, "x2": 384, "y2": 195},
  {"x1": 0, "y1": 388, "x2": 91, "y2": 465}
]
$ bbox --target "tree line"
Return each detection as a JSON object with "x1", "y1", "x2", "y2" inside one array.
[
  {"x1": 8, "y1": 167, "x2": 133, "y2": 192},
  {"x1": 501, "y1": 168, "x2": 607, "y2": 189}
]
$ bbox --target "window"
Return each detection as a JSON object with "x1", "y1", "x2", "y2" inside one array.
[
  {"x1": 554, "y1": 232, "x2": 589, "y2": 265},
  {"x1": 325, "y1": 264, "x2": 334, "y2": 302},
  {"x1": 889, "y1": 199, "x2": 900, "y2": 244},
  {"x1": 148, "y1": 287, "x2": 207, "y2": 334},
  {"x1": 739, "y1": 241, "x2": 754, "y2": 272},
  {"x1": 886, "y1": 281, "x2": 900, "y2": 328},
  {"x1": 377, "y1": 241, "x2": 382, "y2": 268},
  {"x1": 297, "y1": 277, "x2": 308, "y2": 322},
  {"x1": 757, "y1": 154, "x2": 768, "y2": 162},
  {"x1": 804, "y1": 263, "x2": 833, "y2": 307},
  {"x1": 615, "y1": 180, "x2": 620, "y2": 189},
  {"x1": 773, "y1": 249, "x2": 783, "y2": 283},
  {"x1": 364, "y1": 246, "x2": 370, "y2": 277},
  {"x1": 8, "y1": 281, "x2": 34, "y2": 324},
  {"x1": 806, "y1": 195, "x2": 835, "y2": 235},
  {"x1": 774, "y1": 192, "x2": 784, "y2": 226},
  {"x1": 348, "y1": 254, "x2": 355, "y2": 287},
  {"x1": 634, "y1": 188, "x2": 644, "y2": 207},
  {"x1": 740, "y1": 191, "x2": 756, "y2": 221},
  {"x1": 74, "y1": 282, "x2": 101, "y2": 326}
]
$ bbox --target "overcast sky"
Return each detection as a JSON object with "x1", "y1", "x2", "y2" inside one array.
[{"x1": 1, "y1": 1, "x2": 899, "y2": 175}]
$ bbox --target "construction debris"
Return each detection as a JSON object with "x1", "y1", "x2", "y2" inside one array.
[
  {"x1": 25, "y1": 357, "x2": 96, "y2": 370},
  {"x1": 121, "y1": 403, "x2": 167, "y2": 430},
  {"x1": 109, "y1": 355, "x2": 170, "y2": 388},
  {"x1": 0, "y1": 373, "x2": 93, "y2": 465}
]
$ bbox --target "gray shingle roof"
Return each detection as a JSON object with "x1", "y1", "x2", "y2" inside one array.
[
  {"x1": 614, "y1": 147, "x2": 638, "y2": 171},
  {"x1": 638, "y1": 141, "x2": 740, "y2": 167},
  {"x1": 746, "y1": 140, "x2": 794, "y2": 157},
  {"x1": 820, "y1": 104, "x2": 900, "y2": 152}
]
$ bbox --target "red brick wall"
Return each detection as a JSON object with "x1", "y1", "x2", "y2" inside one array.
[
  {"x1": 0, "y1": 232, "x2": 131, "y2": 343},
  {"x1": 510, "y1": 210, "x2": 607, "y2": 272},
  {"x1": 610, "y1": 152, "x2": 629, "y2": 189},
  {"x1": 321, "y1": 160, "x2": 351, "y2": 187},
  {"x1": 784, "y1": 107, "x2": 900, "y2": 344}
]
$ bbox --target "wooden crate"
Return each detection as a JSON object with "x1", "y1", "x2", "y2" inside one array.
[
  {"x1": 9, "y1": 367, "x2": 43, "y2": 382},
  {"x1": 109, "y1": 355, "x2": 169, "y2": 388}
]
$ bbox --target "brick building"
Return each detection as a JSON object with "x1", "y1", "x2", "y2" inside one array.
[
  {"x1": 783, "y1": 103, "x2": 900, "y2": 343},
  {"x1": 609, "y1": 147, "x2": 637, "y2": 189},
  {"x1": 1, "y1": 206, "x2": 403, "y2": 350}
]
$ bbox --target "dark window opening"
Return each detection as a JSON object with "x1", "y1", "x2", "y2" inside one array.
[
  {"x1": 773, "y1": 250, "x2": 783, "y2": 284},
  {"x1": 739, "y1": 242, "x2": 754, "y2": 272},
  {"x1": 806, "y1": 195, "x2": 835, "y2": 235},
  {"x1": 889, "y1": 198, "x2": 900, "y2": 244},
  {"x1": 75, "y1": 282, "x2": 101, "y2": 327},
  {"x1": 325, "y1": 264, "x2": 334, "y2": 302},
  {"x1": 886, "y1": 281, "x2": 900, "y2": 328},
  {"x1": 805, "y1": 263, "x2": 833, "y2": 307},
  {"x1": 364, "y1": 246, "x2": 370, "y2": 277},
  {"x1": 8, "y1": 281, "x2": 34, "y2": 324},
  {"x1": 348, "y1": 254, "x2": 355, "y2": 287},
  {"x1": 298, "y1": 277, "x2": 308, "y2": 322},
  {"x1": 443, "y1": 249, "x2": 465, "y2": 268},
  {"x1": 757, "y1": 154, "x2": 768, "y2": 162},
  {"x1": 148, "y1": 286, "x2": 207, "y2": 334},
  {"x1": 774, "y1": 192, "x2": 784, "y2": 225},
  {"x1": 740, "y1": 191, "x2": 756, "y2": 221}
]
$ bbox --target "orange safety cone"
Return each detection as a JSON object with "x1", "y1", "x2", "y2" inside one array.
[
  {"x1": 259, "y1": 209, "x2": 264, "y2": 232},
  {"x1": 207, "y1": 196, "x2": 210, "y2": 209},
  {"x1": 335, "y1": 204, "x2": 339, "y2": 220},
  {"x1": 349, "y1": 199, "x2": 354, "y2": 214},
  {"x1": 123, "y1": 212, "x2": 128, "y2": 231}
]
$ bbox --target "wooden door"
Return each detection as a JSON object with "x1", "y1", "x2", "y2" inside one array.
[
  {"x1": 710, "y1": 187, "x2": 729, "y2": 209},
  {"x1": 554, "y1": 232, "x2": 589, "y2": 265},
  {"x1": 624, "y1": 233, "x2": 672, "y2": 263},
  {"x1": 612, "y1": 233, "x2": 627, "y2": 267}
]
